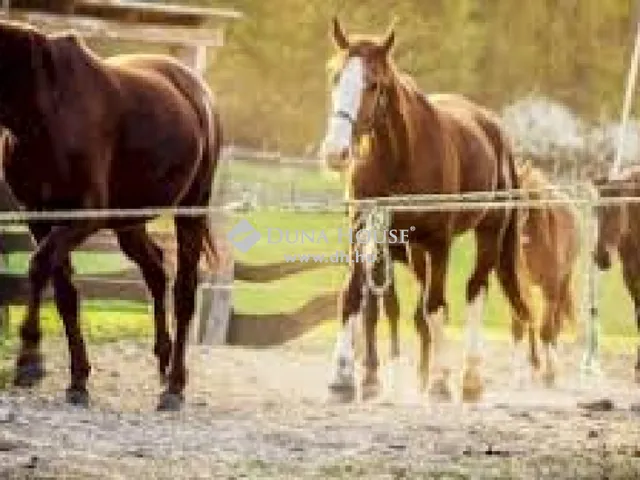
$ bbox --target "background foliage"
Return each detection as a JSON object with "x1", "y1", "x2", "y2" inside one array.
[{"x1": 179, "y1": 0, "x2": 640, "y2": 158}]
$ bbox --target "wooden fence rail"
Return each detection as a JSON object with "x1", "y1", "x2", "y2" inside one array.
[{"x1": 0, "y1": 223, "x2": 340, "y2": 346}]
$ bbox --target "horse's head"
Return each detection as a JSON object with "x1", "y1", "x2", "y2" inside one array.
[
  {"x1": 320, "y1": 17, "x2": 397, "y2": 172},
  {"x1": 592, "y1": 175, "x2": 630, "y2": 270}
]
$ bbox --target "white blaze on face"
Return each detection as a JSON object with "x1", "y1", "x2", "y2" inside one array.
[{"x1": 321, "y1": 56, "x2": 365, "y2": 159}]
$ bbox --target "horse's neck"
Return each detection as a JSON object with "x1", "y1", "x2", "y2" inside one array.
[{"x1": 369, "y1": 80, "x2": 419, "y2": 187}]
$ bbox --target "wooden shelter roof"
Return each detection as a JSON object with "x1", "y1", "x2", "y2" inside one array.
[{"x1": 0, "y1": 1, "x2": 242, "y2": 47}]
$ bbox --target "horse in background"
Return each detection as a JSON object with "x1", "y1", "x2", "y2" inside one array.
[
  {"x1": 0, "y1": 21, "x2": 222, "y2": 411},
  {"x1": 515, "y1": 160, "x2": 579, "y2": 387},
  {"x1": 593, "y1": 167, "x2": 640, "y2": 382},
  {"x1": 320, "y1": 17, "x2": 533, "y2": 403}
]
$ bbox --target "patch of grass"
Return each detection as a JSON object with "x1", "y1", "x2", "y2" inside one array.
[
  {"x1": 227, "y1": 160, "x2": 342, "y2": 196},
  {"x1": 228, "y1": 207, "x2": 637, "y2": 346}
]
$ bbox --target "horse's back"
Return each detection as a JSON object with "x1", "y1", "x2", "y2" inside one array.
[
  {"x1": 426, "y1": 93, "x2": 514, "y2": 194},
  {"x1": 102, "y1": 53, "x2": 220, "y2": 208}
]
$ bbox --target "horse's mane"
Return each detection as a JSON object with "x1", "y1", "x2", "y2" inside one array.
[
  {"x1": 517, "y1": 161, "x2": 549, "y2": 191},
  {"x1": 515, "y1": 160, "x2": 565, "y2": 200}
]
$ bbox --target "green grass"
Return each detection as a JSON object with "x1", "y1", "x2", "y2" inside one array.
[
  {"x1": 226, "y1": 160, "x2": 342, "y2": 196},
  {"x1": 0, "y1": 159, "x2": 637, "y2": 363}
]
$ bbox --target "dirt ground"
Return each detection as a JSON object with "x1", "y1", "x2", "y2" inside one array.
[{"x1": 0, "y1": 333, "x2": 639, "y2": 479}]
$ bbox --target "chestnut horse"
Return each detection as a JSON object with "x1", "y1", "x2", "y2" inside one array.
[
  {"x1": 320, "y1": 18, "x2": 532, "y2": 402},
  {"x1": 515, "y1": 160, "x2": 579, "y2": 386},
  {"x1": 0, "y1": 22, "x2": 222, "y2": 410},
  {"x1": 593, "y1": 167, "x2": 640, "y2": 383}
]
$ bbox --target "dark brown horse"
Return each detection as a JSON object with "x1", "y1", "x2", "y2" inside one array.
[
  {"x1": 593, "y1": 167, "x2": 640, "y2": 383},
  {"x1": 321, "y1": 18, "x2": 532, "y2": 402},
  {"x1": 0, "y1": 21, "x2": 222, "y2": 410}
]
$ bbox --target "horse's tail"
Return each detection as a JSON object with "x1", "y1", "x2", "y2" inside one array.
[
  {"x1": 495, "y1": 145, "x2": 538, "y2": 368},
  {"x1": 199, "y1": 89, "x2": 224, "y2": 272}
]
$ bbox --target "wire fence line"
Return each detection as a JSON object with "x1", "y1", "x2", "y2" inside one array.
[{"x1": 0, "y1": 186, "x2": 639, "y2": 223}]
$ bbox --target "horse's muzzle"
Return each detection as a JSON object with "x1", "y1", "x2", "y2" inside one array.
[
  {"x1": 593, "y1": 245, "x2": 612, "y2": 270},
  {"x1": 324, "y1": 149, "x2": 350, "y2": 172}
]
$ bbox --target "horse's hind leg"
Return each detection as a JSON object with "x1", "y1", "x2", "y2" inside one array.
[
  {"x1": 116, "y1": 227, "x2": 171, "y2": 380},
  {"x1": 540, "y1": 287, "x2": 561, "y2": 388},
  {"x1": 618, "y1": 256, "x2": 640, "y2": 382},
  {"x1": 461, "y1": 230, "x2": 500, "y2": 403},
  {"x1": 158, "y1": 216, "x2": 205, "y2": 411}
]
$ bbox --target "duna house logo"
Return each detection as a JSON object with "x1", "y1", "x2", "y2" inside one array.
[{"x1": 227, "y1": 219, "x2": 261, "y2": 253}]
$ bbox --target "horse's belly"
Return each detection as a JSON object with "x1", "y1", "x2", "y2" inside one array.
[{"x1": 110, "y1": 139, "x2": 201, "y2": 207}]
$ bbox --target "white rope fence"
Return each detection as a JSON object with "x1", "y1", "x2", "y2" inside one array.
[{"x1": 0, "y1": 186, "x2": 639, "y2": 223}]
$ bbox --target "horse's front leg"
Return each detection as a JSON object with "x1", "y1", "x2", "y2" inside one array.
[
  {"x1": 424, "y1": 243, "x2": 453, "y2": 402},
  {"x1": 328, "y1": 245, "x2": 364, "y2": 403},
  {"x1": 16, "y1": 224, "x2": 97, "y2": 404},
  {"x1": 361, "y1": 261, "x2": 384, "y2": 401},
  {"x1": 14, "y1": 223, "x2": 51, "y2": 387}
]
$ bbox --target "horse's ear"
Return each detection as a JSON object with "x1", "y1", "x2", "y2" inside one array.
[
  {"x1": 331, "y1": 16, "x2": 349, "y2": 50},
  {"x1": 381, "y1": 19, "x2": 396, "y2": 55}
]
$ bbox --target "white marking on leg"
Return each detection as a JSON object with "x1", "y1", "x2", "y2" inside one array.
[
  {"x1": 320, "y1": 56, "x2": 365, "y2": 158},
  {"x1": 511, "y1": 341, "x2": 529, "y2": 388},
  {"x1": 465, "y1": 288, "x2": 486, "y2": 362},
  {"x1": 543, "y1": 342, "x2": 558, "y2": 385},
  {"x1": 427, "y1": 307, "x2": 448, "y2": 377},
  {"x1": 330, "y1": 314, "x2": 358, "y2": 386}
]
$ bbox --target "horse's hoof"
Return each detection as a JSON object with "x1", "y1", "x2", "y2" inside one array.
[
  {"x1": 542, "y1": 370, "x2": 556, "y2": 389},
  {"x1": 328, "y1": 382, "x2": 356, "y2": 403},
  {"x1": 462, "y1": 367, "x2": 484, "y2": 402},
  {"x1": 14, "y1": 361, "x2": 46, "y2": 388},
  {"x1": 429, "y1": 378, "x2": 453, "y2": 402},
  {"x1": 462, "y1": 379, "x2": 484, "y2": 403},
  {"x1": 157, "y1": 391, "x2": 184, "y2": 411},
  {"x1": 361, "y1": 380, "x2": 381, "y2": 401},
  {"x1": 65, "y1": 387, "x2": 90, "y2": 407}
]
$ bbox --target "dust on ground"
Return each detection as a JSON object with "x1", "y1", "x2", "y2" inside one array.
[{"x1": 0, "y1": 333, "x2": 639, "y2": 479}]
